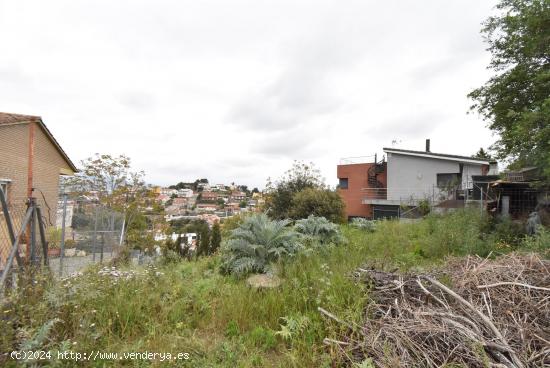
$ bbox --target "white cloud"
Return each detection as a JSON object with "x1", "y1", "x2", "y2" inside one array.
[{"x1": 0, "y1": 0, "x2": 498, "y2": 188}]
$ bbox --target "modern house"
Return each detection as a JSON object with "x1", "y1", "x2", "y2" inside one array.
[{"x1": 337, "y1": 140, "x2": 495, "y2": 219}]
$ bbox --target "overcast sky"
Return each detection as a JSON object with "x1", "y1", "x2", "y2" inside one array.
[{"x1": 0, "y1": 0, "x2": 499, "y2": 188}]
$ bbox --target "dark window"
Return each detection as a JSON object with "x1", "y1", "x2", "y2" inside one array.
[
  {"x1": 339, "y1": 178, "x2": 349, "y2": 189},
  {"x1": 437, "y1": 173, "x2": 459, "y2": 188}
]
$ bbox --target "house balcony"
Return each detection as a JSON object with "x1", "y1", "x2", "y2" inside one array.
[
  {"x1": 361, "y1": 187, "x2": 459, "y2": 206},
  {"x1": 361, "y1": 188, "x2": 400, "y2": 205}
]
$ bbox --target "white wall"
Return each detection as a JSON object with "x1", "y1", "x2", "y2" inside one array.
[
  {"x1": 461, "y1": 163, "x2": 483, "y2": 189},
  {"x1": 387, "y1": 153, "x2": 460, "y2": 202}
]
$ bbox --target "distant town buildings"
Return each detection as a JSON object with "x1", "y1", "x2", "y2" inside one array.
[{"x1": 155, "y1": 180, "x2": 263, "y2": 221}]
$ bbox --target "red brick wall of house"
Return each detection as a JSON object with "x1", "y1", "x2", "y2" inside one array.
[{"x1": 337, "y1": 163, "x2": 387, "y2": 219}]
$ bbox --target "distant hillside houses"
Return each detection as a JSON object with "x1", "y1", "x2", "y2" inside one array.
[{"x1": 155, "y1": 180, "x2": 262, "y2": 219}]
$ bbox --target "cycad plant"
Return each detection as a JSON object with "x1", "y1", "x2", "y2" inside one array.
[
  {"x1": 294, "y1": 215, "x2": 344, "y2": 245},
  {"x1": 221, "y1": 213, "x2": 301, "y2": 276}
]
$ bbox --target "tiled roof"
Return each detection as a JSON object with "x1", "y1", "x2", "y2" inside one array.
[{"x1": 0, "y1": 112, "x2": 78, "y2": 172}]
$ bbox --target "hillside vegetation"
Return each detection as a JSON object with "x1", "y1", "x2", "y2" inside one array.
[{"x1": 1, "y1": 209, "x2": 548, "y2": 367}]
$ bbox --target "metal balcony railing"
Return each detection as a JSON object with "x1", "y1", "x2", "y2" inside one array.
[
  {"x1": 338, "y1": 155, "x2": 376, "y2": 165},
  {"x1": 361, "y1": 187, "x2": 387, "y2": 199}
]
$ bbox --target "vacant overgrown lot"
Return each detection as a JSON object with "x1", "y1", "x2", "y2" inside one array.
[{"x1": 1, "y1": 210, "x2": 548, "y2": 367}]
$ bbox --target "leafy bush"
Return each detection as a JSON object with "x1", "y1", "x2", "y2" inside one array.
[
  {"x1": 350, "y1": 218, "x2": 376, "y2": 232},
  {"x1": 247, "y1": 326, "x2": 277, "y2": 350},
  {"x1": 294, "y1": 215, "x2": 344, "y2": 246},
  {"x1": 289, "y1": 188, "x2": 346, "y2": 223},
  {"x1": 264, "y1": 161, "x2": 324, "y2": 220},
  {"x1": 46, "y1": 227, "x2": 62, "y2": 248},
  {"x1": 522, "y1": 226, "x2": 550, "y2": 257},
  {"x1": 487, "y1": 215, "x2": 525, "y2": 245},
  {"x1": 220, "y1": 213, "x2": 301, "y2": 276},
  {"x1": 160, "y1": 249, "x2": 181, "y2": 265},
  {"x1": 421, "y1": 210, "x2": 492, "y2": 258}
]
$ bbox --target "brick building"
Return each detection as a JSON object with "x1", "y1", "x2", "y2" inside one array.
[
  {"x1": 337, "y1": 157, "x2": 387, "y2": 219},
  {"x1": 0, "y1": 112, "x2": 77, "y2": 224}
]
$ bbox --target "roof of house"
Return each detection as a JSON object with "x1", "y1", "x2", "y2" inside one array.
[
  {"x1": 383, "y1": 147, "x2": 491, "y2": 165},
  {"x1": 0, "y1": 112, "x2": 78, "y2": 172}
]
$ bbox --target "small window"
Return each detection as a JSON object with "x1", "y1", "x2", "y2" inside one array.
[
  {"x1": 339, "y1": 178, "x2": 349, "y2": 189},
  {"x1": 437, "y1": 173, "x2": 459, "y2": 188}
]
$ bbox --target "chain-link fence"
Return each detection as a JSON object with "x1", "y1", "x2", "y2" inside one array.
[
  {"x1": 0, "y1": 201, "x2": 28, "y2": 272},
  {"x1": 47, "y1": 195, "x2": 124, "y2": 277}
]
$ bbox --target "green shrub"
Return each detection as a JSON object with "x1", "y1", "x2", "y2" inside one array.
[
  {"x1": 110, "y1": 245, "x2": 132, "y2": 267},
  {"x1": 294, "y1": 215, "x2": 344, "y2": 246},
  {"x1": 225, "y1": 320, "x2": 240, "y2": 338},
  {"x1": 350, "y1": 218, "x2": 376, "y2": 232},
  {"x1": 421, "y1": 210, "x2": 492, "y2": 258},
  {"x1": 289, "y1": 188, "x2": 346, "y2": 223},
  {"x1": 522, "y1": 226, "x2": 550, "y2": 257},
  {"x1": 417, "y1": 199, "x2": 431, "y2": 216},
  {"x1": 64, "y1": 239, "x2": 76, "y2": 249},
  {"x1": 160, "y1": 249, "x2": 181, "y2": 265},
  {"x1": 488, "y1": 215, "x2": 526, "y2": 246},
  {"x1": 247, "y1": 326, "x2": 277, "y2": 350},
  {"x1": 220, "y1": 213, "x2": 301, "y2": 276},
  {"x1": 46, "y1": 227, "x2": 62, "y2": 248}
]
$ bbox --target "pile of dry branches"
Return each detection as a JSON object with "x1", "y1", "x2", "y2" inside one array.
[{"x1": 322, "y1": 253, "x2": 550, "y2": 367}]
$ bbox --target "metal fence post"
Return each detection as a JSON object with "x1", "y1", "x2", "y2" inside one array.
[
  {"x1": 480, "y1": 187, "x2": 484, "y2": 217},
  {"x1": 59, "y1": 194, "x2": 68, "y2": 276},
  {"x1": 29, "y1": 199, "x2": 37, "y2": 266},
  {"x1": 92, "y1": 205, "x2": 99, "y2": 263},
  {"x1": 100, "y1": 233, "x2": 104, "y2": 264}
]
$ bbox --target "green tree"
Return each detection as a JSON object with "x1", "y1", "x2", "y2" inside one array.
[
  {"x1": 264, "y1": 161, "x2": 324, "y2": 219},
  {"x1": 468, "y1": 0, "x2": 550, "y2": 181},
  {"x1": 197, "y1": 226, "x2": 210, "y2": 257},
  {"x1": 209, "y1": 222, "x2": 221, "y2": 254},
  {"x1": 473, "y1": 148, "x2": 492, "y2": 160},
  {"x1": 66, "y1": 154, "x2": 154, "y2": 244},
  {"x1": 289, "y1": 188, "x2": 346, "y2": 223}
]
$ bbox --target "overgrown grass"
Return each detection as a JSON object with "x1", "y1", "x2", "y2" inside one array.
[{"x1": 1, "y1": 209, "x2": 545, "y2": 367}]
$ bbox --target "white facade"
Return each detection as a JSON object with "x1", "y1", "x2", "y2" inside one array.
[
  {"x1": 177, "y1": 188, "x2": 194, "y2": 198},
  {"x1": 385, "y1": 151, "x2": 486, "y2": 203}
]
